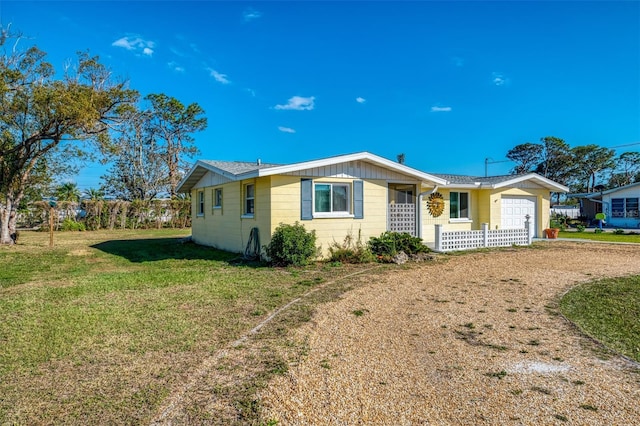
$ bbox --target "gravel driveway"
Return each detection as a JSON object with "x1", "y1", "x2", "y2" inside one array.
[{"x1": 259, "y1": 242, "x2": 640, "y2": 425}]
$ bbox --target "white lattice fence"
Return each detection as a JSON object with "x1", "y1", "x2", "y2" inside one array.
[
  {"x1": 388, "y1": 203, "x2": 416, "y2": 235},
  {"x1": 439, "y1": 229, "x2": 485, "y2": 252},
  {"x1": 435, "y1": 221, "x2": 532, "y2": 252},
  {"x1": 487, "y1": 228, "x2": 529, "y2": 247}
]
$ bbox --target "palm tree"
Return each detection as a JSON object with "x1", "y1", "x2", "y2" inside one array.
[
  {"x1": 55, "y1": 182, "x2": 81, "y2": 202},
  {"x1": 83, "y1": 188, "x2": 104, "y2": 200}
]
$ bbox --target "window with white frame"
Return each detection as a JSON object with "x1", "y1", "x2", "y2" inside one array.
[
  {"x1": 314, "y1": 183, "x2": 349, "y2": 214},
  {"x1": 450, "y1": 192, "x2": 469, "y2": 219},
  {"x1": 244, "y1": 183, "x2": 255, "y2": 216},
  {"x1": 214, "y1": 188, "x2": 223, "y2": 209},
  {"x1": 197, "y1": 190, "x2": 205, "y2": 216}
]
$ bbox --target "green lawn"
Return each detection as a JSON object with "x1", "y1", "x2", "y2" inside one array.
[
  {"x1": 558, "y1": 230, "x2": 640, "y2": 243},
  {"x1": 0, "y1": 229, "x2": 375, "y2": 424},
  {"x1": 560, "y1": 276, "x2": 640, "y2": 362}
]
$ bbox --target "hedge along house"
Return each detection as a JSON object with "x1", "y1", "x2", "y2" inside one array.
[{"x1": 177, "y1": 152, "x2": 568, "y2": 256}]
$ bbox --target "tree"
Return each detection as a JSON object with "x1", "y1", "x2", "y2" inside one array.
[
  {"x1": 83, "y1": 188, "x2": 104, "y2": 200},
  {"x1": 0, "y1": 37, "x2": 138, "y2": 244},
  {"x1": 506, "y1": 142, "x2": 544, "y2": 174},
  {"x1": 145, "y1": 93, "x2": 207, "y2": 198},
  {"x1": 101, "y1": 109, "x2": 168, "y2": 201},
  {"x1": 608, "y1": 151, "x2": 640, "y2": 188},
  {"x1": 571, "y1": 144, "x2": 616, "y2": 193},
  {"x1": 55, "y1": 182, "x2": 81, "y2": 202}
]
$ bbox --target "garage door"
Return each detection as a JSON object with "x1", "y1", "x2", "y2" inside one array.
[{"x1": 501, "y1": 196, "x2": 537, "y2": 237}]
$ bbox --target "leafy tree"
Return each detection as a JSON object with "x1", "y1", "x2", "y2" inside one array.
[
  {"x1": 0, "y1": 36, "x2": 138, "y2": 244},
  {"x1": 608, "y1": 151, "x2": 640, "y2": 188},
  {"x1": 571, "y1": 144, "x2": 615, "y2": 193},
  {"x1": 506, "y1": 142, "x2": 544, "y2": 174},
  {"x1": 145, "y1": 94, "x2": 207, "y2": 198},
  {"x1": 55, "y1": 182, "x2": 81, "y2": 202}
]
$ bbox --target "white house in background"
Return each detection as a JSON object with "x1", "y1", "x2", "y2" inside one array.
[{"x1": 576, "y1": 182, "x2": 640, "y2": 228}]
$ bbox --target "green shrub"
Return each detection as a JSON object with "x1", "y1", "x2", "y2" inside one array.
[
  {"x1": 576, "y1": 224, "x2": 585, "y2": 233},
  {"x1": 613, "y1": 229, "x2": 625, "y2": 235},
  {"x1": 61, "y1": 218, "x2": 86, "y2": 231},
  {"x1": 265, "y1": 222, "x2": 318, "y2": 266},
  {"x1": 594, "y1": 228, "x2": 603, "y2": 234},
  {"x1": 368, "y1": 231, "x2": 429, "y2": 261},
  {"x1": 328, "y1": 230, "x2": 375, "y2": 264}
]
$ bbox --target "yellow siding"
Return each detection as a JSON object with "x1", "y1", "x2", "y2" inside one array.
[
  {"x1": 268, "y1": 176, "x2": 388, "y2": 256},
  {"x1": 419, "y1": 187, "x2": 552, "y2": 243}
]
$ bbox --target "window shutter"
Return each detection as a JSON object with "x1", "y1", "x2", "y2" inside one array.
[
  {"x1": 301, "y1": 179, "x2": 313, "y2": 220},
  {"x1": 354, "y1": 180, "x2": 364, "y2": 219}
]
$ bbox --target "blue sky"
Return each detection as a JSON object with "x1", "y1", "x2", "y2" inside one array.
[{"x1": 3, "y1": 1, "x2": 639, "y2": 190}]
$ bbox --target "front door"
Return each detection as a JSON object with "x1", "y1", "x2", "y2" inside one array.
[{"x1": 388, "y1": 184, "x2": 416, "y2": 236}]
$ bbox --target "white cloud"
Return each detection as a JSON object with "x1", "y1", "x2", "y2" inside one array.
[
  {"x1": 112, "y1": 36, "x2": 155, "y2": 57},
  {"x1": 168, "y1": 61, "x2": 185, "y2": 73},
  {"x1": 278, "y1": 126, "x2": 296, "y2": 133},
  {"x1": 245, "y1": 88, "x2": 256, "y2": 97},
  {"x1": 356, "y1": 97, "x2": 366, "y2": 104},
  {"x1": 275, "y1": 96, "x2": 315, "y2": 111},
  {"x1": 209, "y1": 69, "x2": 230, "y2": 84},
  {"x1": 243, "y1": 7, "x2": 262, "y2": 21},
  {"x1": 492, "y1": 72, "x2": 509, "y2": 86},
  {"x1": 430, "y1": 106, "x2": 452, "y2": 112}
]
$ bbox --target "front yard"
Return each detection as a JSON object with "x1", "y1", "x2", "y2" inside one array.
[
  {"x1": 0, "y1": 229, "x2": 375, "y2": 424},
  {"x1": 1, "y1": 231, "x2": 639, "y2": 424}
]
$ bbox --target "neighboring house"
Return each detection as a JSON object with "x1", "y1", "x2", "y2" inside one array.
[
  {"x1": 571, "y1": 182, "x2": 640, "y2": 228},
  {"x1": 177, "y1": 152, "x2": 568, "y2": 255}
]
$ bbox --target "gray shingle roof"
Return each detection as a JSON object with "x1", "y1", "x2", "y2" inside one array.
[
  {"x1": 432, "y1": 173, "x2": 528, "y2": 185},
  {"x1": 200, "y1": 160, "x2": 282, "y2": 176}
]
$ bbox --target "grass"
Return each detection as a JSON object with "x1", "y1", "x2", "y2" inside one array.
[
  {"x1": 557, "y1": 230, "x2": 640, "y2": 243},
  {"x1": 560, "y1": 275, "x2": 640, "y2": 362},
  {"x1": 0, "y1": 229, "x2": 377, "y2": 424}
]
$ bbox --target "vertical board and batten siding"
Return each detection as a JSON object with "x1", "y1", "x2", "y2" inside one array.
[{"x1": 282, "y1": 160, "x2": 418, "y2": 181}]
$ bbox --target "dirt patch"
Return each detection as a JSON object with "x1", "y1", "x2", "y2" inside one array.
[{"x1": 259, "y1": 242, "x2": 640, "y2": 425}]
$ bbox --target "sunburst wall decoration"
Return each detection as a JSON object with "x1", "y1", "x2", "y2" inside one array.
[{"x1": 427, "y1": 192, "x2": 445, "y2": 217}]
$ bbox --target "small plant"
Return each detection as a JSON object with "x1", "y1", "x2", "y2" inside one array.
[
  {"x1": 554, "y1": 414, "x2": 568, "y2": 422},
  {"x1": 352, "y1": 309, "x2": 368, "y2": 317},
  {"x1": 576, "y1": 224, "x2": 585, "y2": 232},
  {"x1": 594, "y1": 228, "x2": 603, "y2": 234},
  {"x1": 328, "y1": 229, "x2": 375, "y2": 264},
  {"x1": 368, "y1": 231, "x2": 429, "y2": 262},
  {"x1": 613, "y1": 228, "x2": 625, "y2": 235},
  {"x1": 579, "y1": 404, "x2": 598, "y2": 411},
  {"x1": 485, "y1": 370, "x2": 507, "y2": 379},
  {"x1": 61, "y1": 218, "x2": 86, "y2": 231},
  {"x1": 265, "y1": 222, "x2": 318, "y2": 266}
]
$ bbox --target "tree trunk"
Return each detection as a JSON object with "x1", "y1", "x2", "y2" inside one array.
[{"x1": 0, "y1": 197, "x2": 15, "y2": 245}]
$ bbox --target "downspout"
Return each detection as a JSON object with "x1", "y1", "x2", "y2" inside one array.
[{"x1": 417, "y1": 185, "x2": 439, "y2": 239}]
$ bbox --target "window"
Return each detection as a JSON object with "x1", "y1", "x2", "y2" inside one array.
[
  {"x1": 314, "y1": 183, "x2": 349, "y2": 214},
  {"x1": 613, "y1": 197, "x2": 639, "y2": 218},
  {"x1": 450, "y1": 192, "x2": 469, "y2": 219},
  {"x1": 396, "y1": 190, "x2": 414, "y2": 204},
  {"x1": 214, "y1": 188, "x2": 223, "y2": 209},
  {"x1": 197, "y1": 191, "x2": 204, "y2": 216},
  {"x1": 612, "y1": 198, "x2": 624, "y2": 217},
  {"x1": 244, "y1": 184, "x2": 255, "y2": 216},
  {"x1": 626, "y1": 198, "x2": 639, "y2": 218}
]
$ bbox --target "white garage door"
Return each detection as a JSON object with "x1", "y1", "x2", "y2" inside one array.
[{"x1": 501, "y1": 196, "x2": 537, "y2": 237}]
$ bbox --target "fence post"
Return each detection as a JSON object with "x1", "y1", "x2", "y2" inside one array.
[
  {"x1": 525, "y1": 214, "x2": 532, "y2": 245},
  {"x1": 435, "y1": 224, "x2": 443, "y2": 251},
  {"x1": 482, "y1": 223, "x2": 489, "y2": 248}
]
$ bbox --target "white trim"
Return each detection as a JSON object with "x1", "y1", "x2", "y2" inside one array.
[
  {"x1": 241, "y1": 214, "x2": 254, "y2": 219},
  {"x1": 490, "y1": 173, "x2": 569, "y2": 192},
  {"x1": 313, "y1": 181, "x2": 351, "y2": 215},
  {"x1": 449, "y1": 219, "x2": 472, "y2": 224},
  {"x1": 313, "y1": 213, "x2": 355, "y2": 219}
]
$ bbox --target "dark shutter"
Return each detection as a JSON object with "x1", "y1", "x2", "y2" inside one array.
[
  {"x1": 353, "y1": 180, "x2": 364, "y2": 219},
  {"x1": 301, "y1": 179, "x2": 313, "y2": 220}
]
